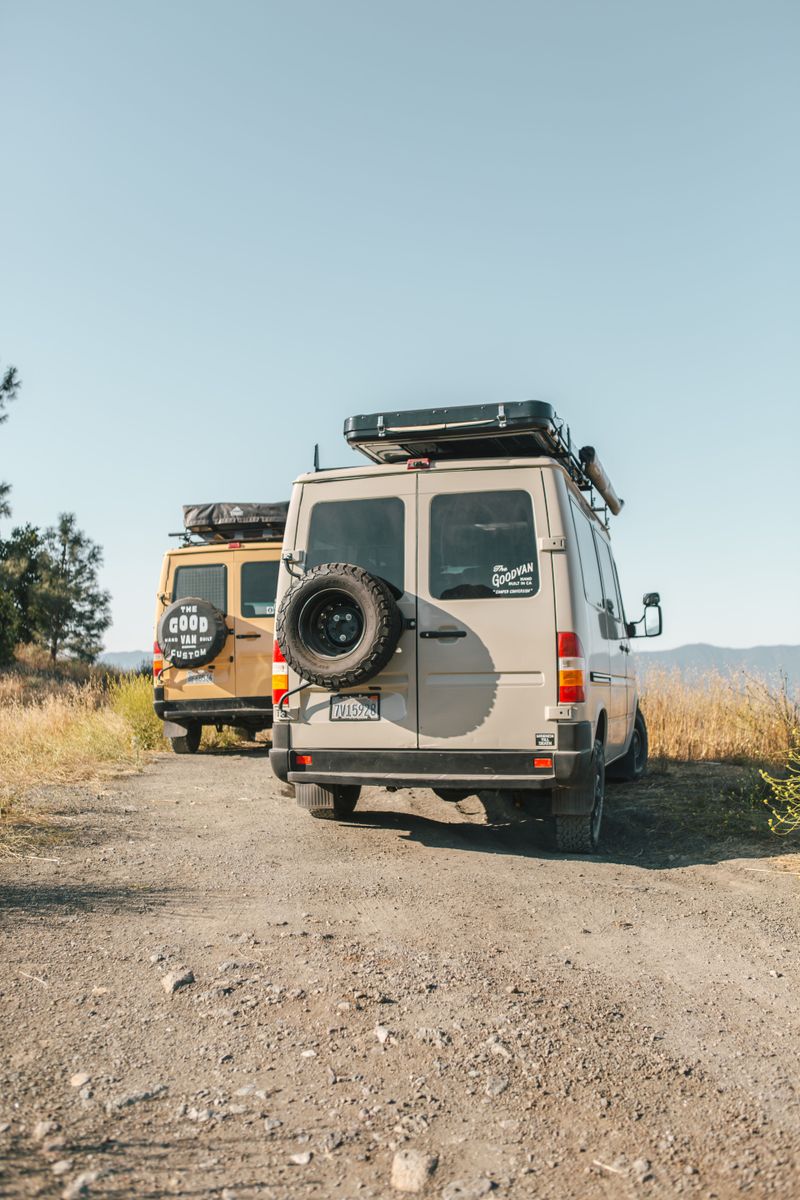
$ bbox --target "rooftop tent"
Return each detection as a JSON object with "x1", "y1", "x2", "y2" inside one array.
[
  {"x1": 343, "y1": 401, "x2": 624, "y2": 515},
  {"x1": 182, "y1": 502, "x2": 289, "y2": 543}
]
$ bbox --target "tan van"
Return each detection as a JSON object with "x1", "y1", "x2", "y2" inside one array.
[
  {"x1": 269, "y1": 403, "x2": 662, "y2": 852},
  {"x1": 153, "y1": 503, "x2": 287, "y2": 752}
]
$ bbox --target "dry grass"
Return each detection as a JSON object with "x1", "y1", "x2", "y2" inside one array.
[
  {"x1": 0, "y1": 680, "x2": 142, "y2": 815},
  {"x1": 640, "y1": 668, "x2": 799, "y2": 766}
]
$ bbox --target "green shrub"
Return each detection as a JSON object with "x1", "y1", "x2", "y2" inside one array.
[
  {"x1": 761, "y1": 749, "x2": 800, "y2": 836},
  {"x1": 109, "y1": 673, "x2": 166, "y2": 750}
]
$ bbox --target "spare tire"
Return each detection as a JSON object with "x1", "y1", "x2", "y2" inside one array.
[
  {"x1": 276, "y1": 563, "x2": 403, "y2": 690},
  {"x1": 157, "y1": 596, "x2": 228, "y2": 668}
]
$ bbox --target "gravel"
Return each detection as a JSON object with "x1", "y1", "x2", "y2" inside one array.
[{"x1": 2, "y1": 753, "x2": 799, "y2": 1198}]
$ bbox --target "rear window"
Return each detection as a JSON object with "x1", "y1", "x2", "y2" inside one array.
[
  {"x1": 241, "y1": 561, "x2": 279, "y2": 618},
  {"x1": 307, "y1": 498, "x2": 405, "y2": 593},
  {"x1": 172, "y1": 563, "x2": 227, "y2": 613},
  {"x1": 429, "y1": 490, "x2": 538, "y2": 600}
]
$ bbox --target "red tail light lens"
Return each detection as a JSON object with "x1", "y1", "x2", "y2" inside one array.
[
  {"x1": 558, "y1": 631, "x2": 586, "y2": 704},
  {"x1": 272, "y1": 640, "x2": 288, "y2": 707},
  {"x1": 153, "y1": 640, "x2": 164, "y2": 682}
]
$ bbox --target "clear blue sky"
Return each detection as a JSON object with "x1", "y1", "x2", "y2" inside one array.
[{"x1": 1, "y1": 1, "x2": 797, "y2": 652}]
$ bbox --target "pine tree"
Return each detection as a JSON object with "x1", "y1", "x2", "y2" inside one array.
[
  {"x1": 34, "y1": 514, "x2": 112, "y2": 663},
  {"x1": 0, "y1": 360, "x2": 21, "y2": 519}
]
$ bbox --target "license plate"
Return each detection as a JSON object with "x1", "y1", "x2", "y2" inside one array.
[
  {"x1": 329, "y1": 693, "x2": 380, "y2": 721},
  {"x1": 186, "y1": 670, "x2": 214, "y2": 685}
]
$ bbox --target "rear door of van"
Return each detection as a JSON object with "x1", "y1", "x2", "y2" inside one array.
[
  {"x1": 290, "y1": 472, "x2": 418, "y2": 749},
  {"x1": 162, "y1": 550, "x2": 236, "y2": 699},
  {"x1": 416, "y1": 467, "x2": 557, "y2": 750},
  {"x1": 232, "y1": 546, "x2": 280, "y2": 701}
]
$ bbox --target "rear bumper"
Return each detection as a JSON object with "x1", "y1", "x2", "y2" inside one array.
[
  {"x1": 269, "y1": 721, "x2": 593, "y2": 790},
  {"x1": 153, "y1": 690, "x2": 273, "y2": 728}
]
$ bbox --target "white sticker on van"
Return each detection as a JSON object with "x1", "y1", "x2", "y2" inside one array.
[{"x1": 491, "y1": 561, "x2": 535, "y2": 594}]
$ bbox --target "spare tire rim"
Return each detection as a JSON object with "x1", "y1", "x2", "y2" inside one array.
[{"x1": 298, "y1": 590, "x2": 366, "y2": 658}]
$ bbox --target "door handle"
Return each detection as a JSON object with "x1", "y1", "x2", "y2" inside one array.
[
  {"x1": 619, "y1": 643, "x2": 630, "y2": 653},
  {"x1": 420, "y1": 629, "x2": 467, "y2": 639},
  {"x1": 236, "y1": 633, "x2": 262, "y2": 640}
]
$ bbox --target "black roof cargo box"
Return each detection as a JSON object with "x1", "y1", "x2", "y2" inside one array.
[
  {"x1": 183, "y1": 502, "x2": 288, "y2": 543},
  {"x1": 344, "y1": 401, "x2": 569, "y2": 465}
]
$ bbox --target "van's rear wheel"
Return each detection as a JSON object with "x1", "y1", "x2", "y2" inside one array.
[
  {"x1": 296, "y1": 782, "x2": 361, "y2": 820},
  {"x1": 554, "y1": 740, "x2": 605, "y2": 853},
  {"x1": 607, "y1": 707, "x2": 648, "y2": 782},
  {"x1": 171, "y1": 722, "x2": 201, "y2": 754}
]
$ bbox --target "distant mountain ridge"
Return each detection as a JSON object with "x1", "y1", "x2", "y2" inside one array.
[
  {"x1": 99, "y1": 650, "x2": 149, "y2": 671},
  {"x1": 635, "y1": 643, "x2": 800, "y2": 691}
]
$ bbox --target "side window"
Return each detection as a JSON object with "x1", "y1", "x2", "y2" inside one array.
[
  {"x1": 594, "y1": 534, "x2": 625, "y2": 638},
  {"x1": 307, "y1": 498, "x2": 405, "y2": 594},
  {"x1": 429, "y1": 490, "x2": 538, "y2": 600},
  {"x1": 241, "y1": 561, "x2": 279, "y2": 618},
  {"x1": 570, "y1": 501, "x2": 604, "y2": 610},
  {"x1": 173, "y1": 563, "x2": 227, "y2": 613}
]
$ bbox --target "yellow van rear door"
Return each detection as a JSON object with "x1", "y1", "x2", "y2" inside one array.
[
  {"x1": 163, "y1": 551, "x2": 235, "y2": 699},
  {"x1": 232, "y1": 547, "x2": 280, "y2": 700}
]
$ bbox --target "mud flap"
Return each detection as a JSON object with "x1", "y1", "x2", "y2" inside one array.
[{"x1": 163, "y1": 719, "x2": 191, "y2": 738}]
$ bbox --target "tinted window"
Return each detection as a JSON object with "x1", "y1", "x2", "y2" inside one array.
[
  {"x1": 307, "y1": 498, "x2": 405, "y2": 593},
  {"x1": 173, "y1": 564, "x2": 227, "y2": 613},
  {"x1": 430, "y1": 490, "x2": 537, "y2": 600},
  {"x1": 570, "y1": 501, "x2": 604, "y2": 609},
  {"x1": 241, "y1": 561, "x2": 279, "y2": 618},
  {"x1": 594, "y1": 534, "x2": 625, "y2": 637}
]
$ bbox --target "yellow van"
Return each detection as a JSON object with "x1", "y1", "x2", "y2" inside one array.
[{"x1": 153, "y1": 503, "x2": 287, "y2": 752}]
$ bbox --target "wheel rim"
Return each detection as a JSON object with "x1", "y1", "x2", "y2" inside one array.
[
  {"x1": 298, "y1": 589, "x2": 366, "y2": 658},
  {"x1": 632, "y1": 727, "x2": 645, "y2": 773},
  {"x1": 590, "y1": 758, "x2": 604, "y2": 844}
]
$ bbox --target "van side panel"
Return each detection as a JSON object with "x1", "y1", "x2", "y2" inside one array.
[{"x1": 547, "y1": 470, "x2": 609, "y2": 753}]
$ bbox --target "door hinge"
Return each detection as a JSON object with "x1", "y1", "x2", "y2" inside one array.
[{"x1": 538, "y1": 535, "x2": 566, "y2": 552}]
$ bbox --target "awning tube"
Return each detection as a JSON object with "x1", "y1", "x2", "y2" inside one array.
[{"x1": 579, "y1": 447, "x2": 624, "y2": 516}]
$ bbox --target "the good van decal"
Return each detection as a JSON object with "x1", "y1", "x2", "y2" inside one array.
[{"x1": 492, "y1": 561, "x2": 535, "y2": 593}]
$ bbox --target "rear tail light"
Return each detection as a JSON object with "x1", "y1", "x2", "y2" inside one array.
[
  {"x1": 272, "y1": 640, "x2": 289, "y2": 707},
  {"x1": 558, "y1": 631, "x2": 586, "y2": 704},
  {"x1": 153, "y1": 640, "x2": 164, "y2": 682}
]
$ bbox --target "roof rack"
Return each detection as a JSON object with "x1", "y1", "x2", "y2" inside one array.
[
  {"x1": 177, "y1": 502, "x2": 289, "y2": 545},
  {"x1": 343, "y1": 401, "x2": 623, "y2": 517}
]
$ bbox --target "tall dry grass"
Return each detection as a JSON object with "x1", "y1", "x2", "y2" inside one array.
[
  {"x1": 0, "y1": 674, "x2": 155, "y2": 817},
  {"x1": 640, "y1": 668, "x2": 799, "y2": 766}
]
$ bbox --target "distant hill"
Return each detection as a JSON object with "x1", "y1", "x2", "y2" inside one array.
[
  {"x1": 635, "y1": 643, "x2": 800, "y2": 691},
  {"x1": 99, "y1": 650, "x2": 150, "y2": 672}
]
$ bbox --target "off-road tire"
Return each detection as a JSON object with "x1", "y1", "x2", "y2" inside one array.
[
  {"x1": 554, "y1": 739, "x2": 605, "y2": 853},
  {"x1": 276, "y1": 563, "x2": 403, "y2": 690},
  {"x1": 607, "y1": 707, "x2": 648, "y2": 782},
  {"x1": 296, "y1": 782, "x2": 361, "y2": 820},
  {"x1": 171, "y1": 722, "x2": 202, "y2": 754}
]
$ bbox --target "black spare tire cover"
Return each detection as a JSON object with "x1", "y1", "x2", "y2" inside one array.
[
  {"x1": 157, "y1": 596, "x2": 228, "y2": 668},
  {"x1": 276, "y1": 563, "x2": 403, "y2": 690}
]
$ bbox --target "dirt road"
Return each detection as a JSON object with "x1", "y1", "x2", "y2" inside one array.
[{"x1": 2, "y1": 751, "x2": 799, "y2": 1199}]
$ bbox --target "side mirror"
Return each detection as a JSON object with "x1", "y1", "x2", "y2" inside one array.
[{"x1": 627, "y1": 592, "x2": 663, "y2": 638}]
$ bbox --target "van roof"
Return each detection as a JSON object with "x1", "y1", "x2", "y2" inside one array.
[{"x1": 297, "y1": 455, "x2": 573, "y2": 484}]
